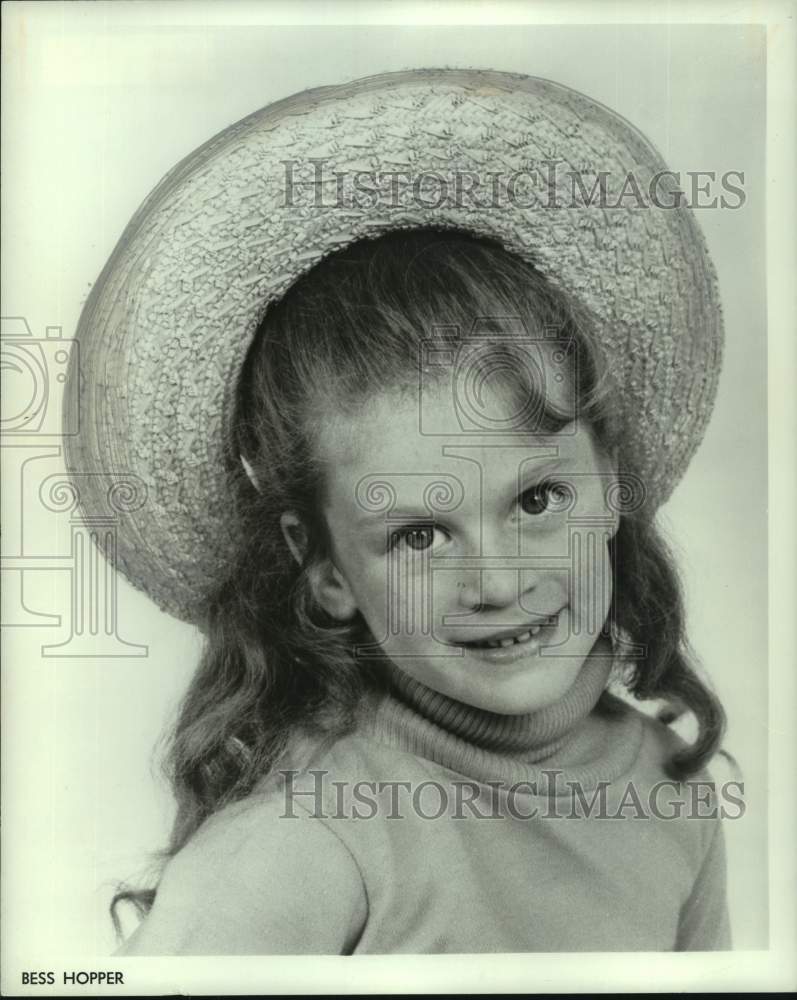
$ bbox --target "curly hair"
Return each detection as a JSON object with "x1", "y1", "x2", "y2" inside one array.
[{"x1": 111, "y1": 228, "x2": 725, "y2": 932}]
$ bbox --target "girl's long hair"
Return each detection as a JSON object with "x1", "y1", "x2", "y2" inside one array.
[{"x1": 111, "y1": 228, "x2": 725, "y2": 930}]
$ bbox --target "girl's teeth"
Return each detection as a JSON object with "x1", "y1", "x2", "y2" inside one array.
[
  {"x1": 482, "y1": 627, "x2": 539, "y2": 649},
  {"x1": 472, "y1": 617, "x2": 556, "y2": 648}
]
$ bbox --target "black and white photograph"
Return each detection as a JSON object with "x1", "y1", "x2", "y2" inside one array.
[{"x1": 2, "y1": 1, "x2": 795, "y2": 994}]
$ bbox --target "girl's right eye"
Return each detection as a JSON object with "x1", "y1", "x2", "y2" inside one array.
[
  {"x1": 390, "y1": 524, "x2": 442, "y2": 552},
  {"x1": 519, "y1": 478, "x2": 573, "y2": 516}
]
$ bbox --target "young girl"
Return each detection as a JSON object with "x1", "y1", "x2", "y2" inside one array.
[{"x1": 66, "y1": 70, "x2": 730, "y2": 953}]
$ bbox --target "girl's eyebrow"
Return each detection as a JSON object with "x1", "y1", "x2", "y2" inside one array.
[
  {"x1": 517, "y1": 455, "x2": 566, "y2": 484},
  {"x1": 355, "y1": 506, "x2": 437, "y2": 526}
]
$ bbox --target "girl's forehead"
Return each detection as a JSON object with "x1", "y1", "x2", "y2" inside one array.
[
  {"x1": 317, "y1": 337, "x2": 577, "y2": 449},
  {"x1": 317, "y1": 378, "x2": 599, "y2": 502}
]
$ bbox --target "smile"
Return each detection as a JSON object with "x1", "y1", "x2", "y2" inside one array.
[
  {"x1": 454, "y1": 613, "x2": 561, "y2": 650},
  {"x1": 468, "y1": 626, "x2": 542, "y2": 649}
]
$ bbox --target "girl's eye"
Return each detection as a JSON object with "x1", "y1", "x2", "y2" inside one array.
[
  {"x1": 391, "y1": 524, "x2": 440, "y2": 552},
  {"x1": 520, "y1": 479, "x2": 572, "y2": 516}
]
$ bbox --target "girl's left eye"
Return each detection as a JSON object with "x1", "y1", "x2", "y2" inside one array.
[
  {"x1": 520, "y1": 479, "x2": 572, "y2": 516},
  {"x1": 390, "y1": 524, "x2": 441, "y2": 552}
]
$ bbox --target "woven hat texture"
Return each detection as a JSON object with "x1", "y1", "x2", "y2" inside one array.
[{"x1": 63, "y1": 68, "x2": 724, "y2": 624}]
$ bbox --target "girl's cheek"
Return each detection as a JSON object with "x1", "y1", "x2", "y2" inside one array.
[{"x1": 517, "y1": 519, "x2": 570, "y2": 563}]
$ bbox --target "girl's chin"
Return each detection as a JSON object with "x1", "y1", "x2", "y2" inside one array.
[{"x1": 416, "y1": 656, "x2": 588, "y2": 716}]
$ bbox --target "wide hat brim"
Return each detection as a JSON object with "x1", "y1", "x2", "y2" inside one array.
[{"x1": 63, "y1": 68, "x2": 723, "y2": 624}]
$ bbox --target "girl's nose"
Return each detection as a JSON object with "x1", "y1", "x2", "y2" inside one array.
[{"x1": 456, "y1": 565, "x2": 533, "y2": 611}]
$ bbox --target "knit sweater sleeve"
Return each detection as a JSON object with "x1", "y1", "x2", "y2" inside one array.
[
  {"x1": 675, "y1": 814, "x2": 732, "y2": 950},
  {"x1": 116, "y1": 795, "x2": 368, "y2": 955}
]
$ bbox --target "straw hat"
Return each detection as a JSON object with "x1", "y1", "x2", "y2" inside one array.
[{"x1": 63, "y1": 68, "x2": 724, "y2": 624}]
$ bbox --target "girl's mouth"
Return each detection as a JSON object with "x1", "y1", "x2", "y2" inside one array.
[
  {"x1": 466, "y1": 625, "x2": 543, "y2": 650},
  {"x1": 453, "y1": 613, "x2": 561, "y2": 652}
]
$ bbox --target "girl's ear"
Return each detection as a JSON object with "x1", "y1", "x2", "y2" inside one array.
[
  {"x1": 308, "y1": 561, "x2": 359, "y2": 622},
  {"x1": 280, "y1": 512, "x2": 359, "y2": 621}
]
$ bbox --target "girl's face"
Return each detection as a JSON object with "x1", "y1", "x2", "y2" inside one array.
[{"x1": 297, "y1": 372, "x2": 618, "y2": 716}]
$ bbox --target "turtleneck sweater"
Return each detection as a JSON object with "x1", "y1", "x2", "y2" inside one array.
[
  {"x1": 360, "y1": 651, "x2": 643, "y2": 793},
  {"x1": 119, "y1": 656, "x2": 732, "y2": 957}
]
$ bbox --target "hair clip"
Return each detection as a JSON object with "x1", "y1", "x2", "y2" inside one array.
[{"x1": 240, "y1": 453, "x2": 261, "y2": 492}]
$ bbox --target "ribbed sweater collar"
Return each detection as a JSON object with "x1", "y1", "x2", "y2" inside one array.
[{"x1": 358, "y1": 647, "x2": 643, "y2": 792}]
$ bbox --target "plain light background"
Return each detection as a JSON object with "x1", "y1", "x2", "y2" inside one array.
[{"x1": 1, "y1": 2, "x2": 778, "y2": 985}]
